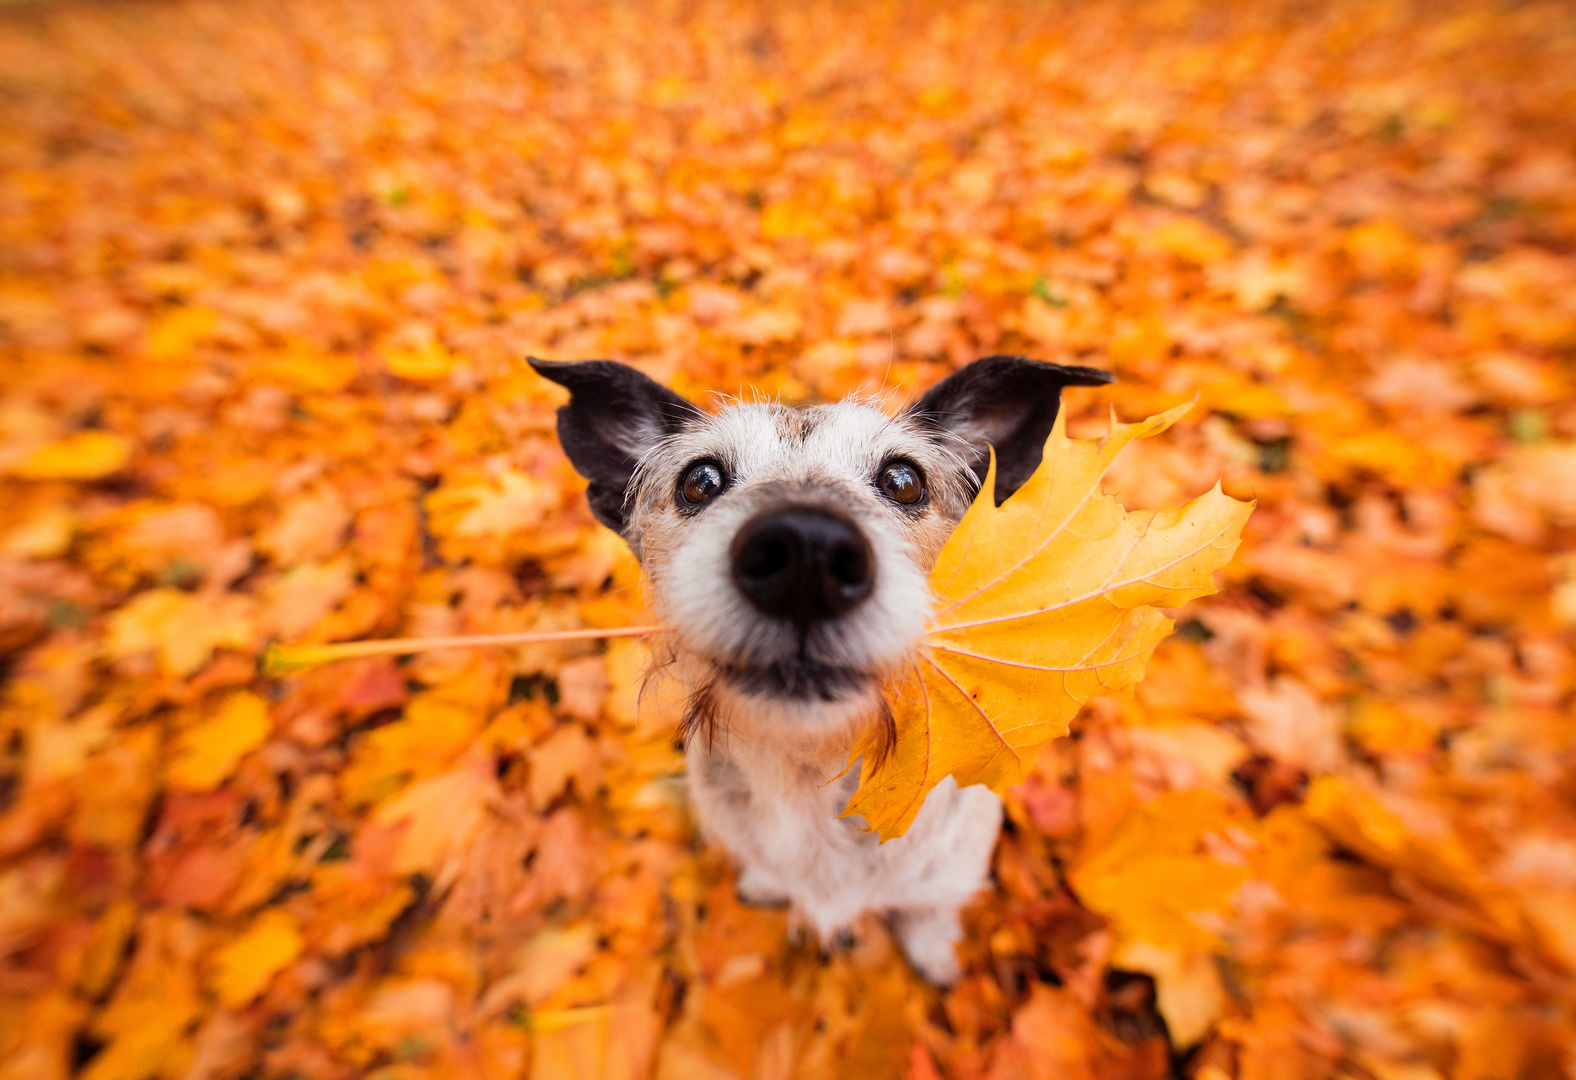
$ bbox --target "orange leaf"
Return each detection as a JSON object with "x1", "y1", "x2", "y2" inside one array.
[
  {"x1": 210, "y1": 909, "x2": 303, "y2": 1007},
  {"x1": 10, "y1": 431, "x2": 130, "y2": 481}
]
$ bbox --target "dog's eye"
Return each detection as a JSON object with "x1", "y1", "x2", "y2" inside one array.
[
  {"x1": 679, "y1": 460, "x2": 727, "y2": 506},
  {"x1": 877, "y1": 460, "x2": 925, "y2": 506}
]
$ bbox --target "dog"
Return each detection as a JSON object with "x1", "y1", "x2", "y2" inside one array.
[{"x1": 531, "y1": 354, "x2": 1112, "y2": 984}]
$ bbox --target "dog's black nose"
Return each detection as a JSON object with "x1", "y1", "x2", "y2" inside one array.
[{"x1": 731, "y1": 508, "x2": 874, "y2": 626}]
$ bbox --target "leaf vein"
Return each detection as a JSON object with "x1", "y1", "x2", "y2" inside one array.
[{"x1": 930, "y1": 511, "x2": 1240, "y2": 634}]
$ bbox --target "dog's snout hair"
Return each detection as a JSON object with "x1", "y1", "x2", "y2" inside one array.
[
  {"x1": 531, "y1": 353, "x2": 1112, "y2": 984},
  {"x1": 627, "y1": 401, "x2": 972, "y2": 729}
]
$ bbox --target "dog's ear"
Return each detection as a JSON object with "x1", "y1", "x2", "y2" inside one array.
[
  {"x1": 529, "y1": 358, "x2": 703, "y2": 533},
  {"x1": 906, "y1": 355, "x2": 1114, "y2": 504}
]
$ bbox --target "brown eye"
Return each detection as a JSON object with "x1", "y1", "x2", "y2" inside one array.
[
  {"x1": 877, "y1": 460, "x2": 925, "y2": 506},
  {"x1": 680, "y1": 460, "x2": 726, "y2": 506}
]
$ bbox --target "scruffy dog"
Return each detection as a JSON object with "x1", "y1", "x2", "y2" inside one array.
[{"x1": 531, "y1": 355, "x2": 1112, "y2": 983}]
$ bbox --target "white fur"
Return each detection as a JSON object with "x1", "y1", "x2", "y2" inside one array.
[
  {"x1": 628, "y1": 400, "x2": 1001, "y2": 984},
  {"x1": 686, "y1": 717, "x2": 1001, "y2": 984}
]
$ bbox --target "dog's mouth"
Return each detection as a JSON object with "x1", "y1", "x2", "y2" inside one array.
[{"x1": 718, "y1": 656, "x2": 872, "y2": 703}]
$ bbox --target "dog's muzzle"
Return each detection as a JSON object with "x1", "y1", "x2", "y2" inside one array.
[{"x1": 730, "y1": 506, "x2": 874, "y2": 630}]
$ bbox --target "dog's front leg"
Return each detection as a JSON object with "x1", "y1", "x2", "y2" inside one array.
[
  {"x1": 736, "y1": 863, "x2": 790, "y2": 906},
  {"x1": 890, "y1": 904, "x2": 964, "y2": 985}
]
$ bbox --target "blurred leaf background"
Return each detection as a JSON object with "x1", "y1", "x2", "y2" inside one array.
[{"x1": 2, "y1": 1, "x2": 1575, "y2": 1078}]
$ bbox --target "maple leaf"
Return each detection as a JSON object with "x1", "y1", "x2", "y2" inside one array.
[
  {"x1": 167, "y1": 691, "x2": 272, "y2": 791},
  {"x1": 1, "y1": 505, "x2": 76, "y2": 558},
  {"x1": 384, "y1": 340, "x2": 456, "y2": 381},
  {"x1": 82, "y1": 911, "x2": 202, "y2": 1080},
  {"x1": 422, "y1": 467, "x2": 559, "y2": 564},
  {"x1": 845, "y1": 403, "x2": 1253, "y2": 839},
  {"x1": 104, "y1": 587, "x2": 256, "y2": 678},
  {"x1": 339, "y1": 692, "x2": 481, "y2": 807},
  {"x1": 478, "y1": 921, "x2": 600, "y2": 1015},
  {"x1": 8, "y1": 430, "x2": 131, "y2": 481},
  {"x1": 258, "y1": 488, "x2": 351, "y2": 567},
  {"x1": 370, "y1": 746, "x2": 500, "y2": 891},
  {"x1": 1068, "y1": 789, "x2": 1250, "y2": 1046},
  {"x1": 259, "y1": 558, "x2": 356, "y2": 639},
  {"x1": 210, "y1": 908, "x2": 303, "y2": 1007}
]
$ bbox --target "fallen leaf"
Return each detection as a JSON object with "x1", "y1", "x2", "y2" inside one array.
[
  {"x1": 260, "y1": 558, "x2": 356, "y2": 639},
  {"x1": 258, "y1": 488, "x2": 352, "y2": 567},
  {"x1": 340, "y1": 692, "x2": 482, "y2": 807},
  {"x1": 986, "y1": 984, "x2": 1100, "y2": 1080},
  {"x1": 10, "y1": 431, "x2": 131, "y2": 480},
  {"x1": 384, "y1": 338, "x2": 456, "y2": 381},
  {"x1": 371, "y1": 747, "x2": 498, "y2": 889},
  {"x1": 528, "y1": 724, "x2": 600, "y2": 810},
  {"x1": 2, "y1": 505, "x2": 76, "y2": 558},
  {"x1": 167, "y1": 691, "x2": 272, "y2": 791},
  {"x1": 480, "y1": 922, "x2": 600, "y2": 1015},
  {"x1": 1071, "y1": 790, "x2": 1250, "y2": 953},
  {"x1": 1111, "y1": 939, "x2": 1226, "y2": 1048},
  {"x1": 210, "y1": 908, "x2": 303, "y2": 1007},
  {"x1": 1235, "y1": 676, "x2": 1342, "y2": 773},
  {"x1": 105, "y1": 588, "x2": 256, "y2": 678},
  {"x1": 84, "y1": 911, "x2": 202, "y2": 1080}
]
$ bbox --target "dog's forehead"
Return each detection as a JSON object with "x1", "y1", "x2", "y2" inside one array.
[{"x1": 694, "y1": 401, "x2": 917, "y2": 478}]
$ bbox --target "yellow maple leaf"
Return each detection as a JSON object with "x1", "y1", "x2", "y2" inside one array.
[
  {"x1": 2, "y1": 506, "x2": 77, "y2": 557},
  {"x1": 478, "y1": 922, "x2": 600, "y2": 1015},
  {"x1": 1111, "y1": 940, "x2": 1227, "y2": 1048},
  {"x1": 1303, "y1": 775, "x2": 1523, "y2": 935},
  {"x1": 383, "y1": 337, "x2": 455, "y2": 380},
  {"x1": 256, "y1": 350, "x2": 360, "y2": 394},
  {"x1": 339, "y1": 692, "x2": 481, "y2": 807},
  {"x1": 371, "y1": 747, "x2": 498, "y2": 890},
  {"x1": 81, "y1": 910, "x2": 201, "y2": 1080},
  {"x1": 260, "y1": 558, "x2": 356, "y2": 640},
  {"x1": 1071, "y1": 789, "x2": 1250, "y2": 952},
  {"x1": 1069, "y1": 789, "x2": 1253, "y2": 1047},
  {"x1": 449, "y1": 470, "x2": 552, "y2": 538},
  {"x1": 210, "y1": 908, "x2": 303, "y2": 1007},
  {"x1": 10, "y1": 430, "x2": 131, "y2": 480},
  {"x1": 422, "y1": 467, "x2": 558, "y2": 564},
  {"x1": 105, "y1": 587, "x2": 257, "y2": 678},
  {"x1": 167, "y1": 691, "x2": 272, "y2": 790},
  {"x1": 844, "y1": 402, "x2": 1253, "y2": 839},
  {"x1": 146, "y1": 305, "x2": 219, "y2": 360},
  {"x1": 1150, "y1": 216, "x2": 1233, "y2": 264}
]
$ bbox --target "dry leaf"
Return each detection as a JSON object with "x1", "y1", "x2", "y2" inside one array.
[
  {"x1": 210, "y1": 909, "x2": 303, "y2": 1007},
  {"x1": 10, "y1": 431, "x2": 131, "y2": 481},
  {"x1": 105, "y1": 588, "x2": 256, "y2": 678},
  {"x1": 167, "y1": 692, "x2": 272, "y2": 791},
  {"x1": 371, "y1": 747, "x2": 499, "y2": 889}
]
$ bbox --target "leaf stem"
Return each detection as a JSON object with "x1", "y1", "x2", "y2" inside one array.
[{"x1": 261, "y1": 625, "x2": 663, "y2": 676}]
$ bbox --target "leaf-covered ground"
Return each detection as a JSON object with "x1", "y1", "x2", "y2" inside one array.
[{"x1": 2, "y1": 1, "x2": 1575, "y2": 1078}]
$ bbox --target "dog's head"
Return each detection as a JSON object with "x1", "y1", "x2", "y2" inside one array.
[{"x1": 531, "y1": 356, "x2": 1112, "y2": 735}]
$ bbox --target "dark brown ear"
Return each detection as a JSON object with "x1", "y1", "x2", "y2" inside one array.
[
  {"x1": 529, "y1": 358, "x2": 703, "y2": 533},
  {"x1": 905, "y1": 355, "x2": 1113, "y2": 504}
]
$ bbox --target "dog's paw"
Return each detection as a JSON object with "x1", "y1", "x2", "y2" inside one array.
[
  {"x1": 821, "y1": 926, "x2": 857, "y2": 956},
  {"x1": 905, "y1": 941, "x2": 961, "y2": 986},
  {"x1": 784, "y1": 914, "x2": 855, "y2": 957},
  {"x1": 892, "y1": 906, "x2": 964, "y2": 986},
  {"x1": 735, "y1": 865, "x2": 790, "y2": 907}
]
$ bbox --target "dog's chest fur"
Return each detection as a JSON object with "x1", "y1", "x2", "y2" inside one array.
[{"x1": 684, "y1": 716, "x2": 1002, "y2": 945}]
